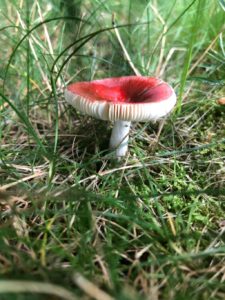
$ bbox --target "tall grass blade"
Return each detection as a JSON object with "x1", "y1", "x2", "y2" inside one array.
[
  {"x1": 0, "y1": 92, "x2": 48, "y2": 158},
  {"x1": 177, "y1": 0, "x2": 204, "y2": 113}
]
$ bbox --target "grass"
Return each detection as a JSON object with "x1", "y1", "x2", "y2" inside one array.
[{"x1": 0, "y1": 0, "x2": 225, "y2": 299}]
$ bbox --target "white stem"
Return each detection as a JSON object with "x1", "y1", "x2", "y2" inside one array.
[{"x1": 109, "y1": 120, "x2": 131, "y2": 157}]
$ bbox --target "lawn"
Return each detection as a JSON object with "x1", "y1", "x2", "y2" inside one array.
[{"x1": 0, "y1": 0, "x2": 225, "y2": 299}]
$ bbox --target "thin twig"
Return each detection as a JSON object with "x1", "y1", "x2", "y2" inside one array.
[
  {"x1": 112, "y1": 13, "x2": 141, "y2": 76},
  {"x1": 150, "y1": 3, "x2": 168, "y2": 76},
  {"x1": 0, "y1": 172, "x2": 45, "y2": 191},
  {"x1": 159, "y1": 47, "x2": 186, "y2": 77},
  {"x1": 16, "y1": 11, "x2": 52, "y2": 91},
  {"x1": 73, "y1": 273, "x2": 115, "y2": 300},
  {"x1": 36, "y1": 2, "x2": 62, "y2": 88},
  {"x1": 0, "y1": 281, "x2": 77, "y2": 300},
  {"x1": 188, "y1": 29, "x2": 225, "y2": 75}
]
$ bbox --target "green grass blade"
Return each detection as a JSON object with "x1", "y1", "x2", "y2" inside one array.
[
  {"x1": 3, "y1": 16, "x2": 89, "y2": 90},
  {"x1": 176, "y1": 0, "x2": 204, "y2": 113},
  {"x1": 0, "y1": 92, "x2": 48, "y2": 158}
]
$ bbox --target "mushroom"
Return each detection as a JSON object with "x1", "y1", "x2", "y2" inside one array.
[{"x1": 65, "y1": 76, "x2": 176, "y2": 157}]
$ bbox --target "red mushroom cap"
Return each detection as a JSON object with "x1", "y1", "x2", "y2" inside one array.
[{"x1": 65, "y1": 76, "x2": 176, "y2": 121}]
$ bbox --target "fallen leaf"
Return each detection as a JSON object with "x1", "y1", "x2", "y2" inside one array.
[{"x1": 217, "y1": 97, "x2": 225, "y2": 105}]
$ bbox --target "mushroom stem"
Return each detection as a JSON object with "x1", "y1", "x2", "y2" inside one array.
[{"x1": 109, "y1": 120, "x2": 131, "y2": 157}]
